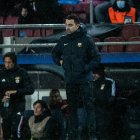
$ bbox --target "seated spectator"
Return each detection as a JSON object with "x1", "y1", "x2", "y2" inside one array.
[
  {"x1": 48, "y1": 89, "x2": 70, "y2": 140},
  {"x1": 18, "y1": 6, "x2": 34, "y2": 24},
  {"x1": 75, "y1": 11, "x2": 89, "y2": 23},
  {"x1": 48, "y1": 89, "x2": 69, "y2": 118},
  {"x1": 28, "y1": 100, "x2": 60, "y2": 140},
  {"x1": 95, "y1": 0, "x2": 133, "y2": 23},
  {"x1": 23, "y1": 0, "x2": 64, "y2": 23},
  {"x1": 108, "y1": 0, "x2": 137, "y2": 24},
  {"x1": 18, "y1": 6, "x2": 40, "y2": 37}
]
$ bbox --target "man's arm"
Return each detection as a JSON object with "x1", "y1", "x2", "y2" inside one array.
[
  {"x1": 85, "y1": 37, "x2": 101, "y2": 72},
  {"x1": 52, "y1": 38, "x2": 63, "y2": 66}
]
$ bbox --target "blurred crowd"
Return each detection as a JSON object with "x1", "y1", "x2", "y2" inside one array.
[
  {"x1": 0, "y1": 0, "x2": 140, "y2": 24},
  {"x1": 0, "y1": 0, "x2": 64, "y2": 23}
]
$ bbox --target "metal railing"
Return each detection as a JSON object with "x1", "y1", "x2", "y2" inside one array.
[
  {"x1": 0, "y1": 24, "x2": 65, "y2": 29},
  {"x1": 0, "y1": 41, "x2": 140, "y2": 48},
  {"x1": 0, "y1": 23, "x2": 140, "y2": 47}
]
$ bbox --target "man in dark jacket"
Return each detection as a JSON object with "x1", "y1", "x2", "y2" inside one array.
[
  {"x1": 91, "y1": 64, "x2": 116, "y2": 140},
  {"x1": 52, "y1": 14, "x2": 100, "y2": 140},
  {"x1": 0, "y1": 52, "x2": 34, "y2": 140}
]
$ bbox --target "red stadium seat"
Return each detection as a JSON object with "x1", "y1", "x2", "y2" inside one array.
[
  {"x1": 41, "y1": 29, "x2": 54, "y2": 37},
  {"x1": 3, "y1": 16, "x2": 18, "y2": 37},
  {"x1": 120, "y1": 24, "x2": 139, "y2": 41},
  {"x1": 93, "y1": 37, "x2": 100, "y2": 42},
  {"x1": 102, "y1": 37, "x2": 125, "y2": 52},
  {"x1": 126, "y1": 36, "x2": 140, "y2": 52},
  {"x1": 32, "y1": 29, "x2": 41, "y2": 37}
]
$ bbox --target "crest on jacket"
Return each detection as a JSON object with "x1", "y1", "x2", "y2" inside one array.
[
  {"x1": 77, "y1": 42, "x2": 82, "y2": 47},
  {"x1": 15, "y1": 77, "x2": 20, "y2": 83},
  {"x1": 100, "y1": 84, "x2": 105, "y2": 90}
]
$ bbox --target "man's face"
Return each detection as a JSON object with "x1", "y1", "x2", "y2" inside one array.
[
  {"x1": 4, "y1": 57, "x2": 15, "y2": 70},
  {"x1": 21, "y1": 8, "x2": 28, "y2": 17},
  {"x1": 52, "y1": 92, "x2": 61, "y2": 102},
  {"x1": 65, "y1": 19, "x2": 80, "y2": 34},
  {"x1": 33, "y1": 103, "x2": 44, "y2": 116}
]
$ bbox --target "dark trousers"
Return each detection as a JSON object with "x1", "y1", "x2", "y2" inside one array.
[
  {"x1": 51, "y1": 109, "x2": 65, "y2": 140},
  {"x1": 95, "y1": 107, "x2": 113, "y2": 140},
  {"x1": 66, "y1": 82, "x2": 96, "y2": 138},
  {"x1": 1, "y1": 108, "x2": 22, "y2": 140}
]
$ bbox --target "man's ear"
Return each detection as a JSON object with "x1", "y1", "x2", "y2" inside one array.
[{"x1": 77, "y1": 24, "x2": 80, "y2": 28}]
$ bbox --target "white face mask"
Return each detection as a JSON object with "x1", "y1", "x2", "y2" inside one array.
[{"x1": 116, "y1": 1, "x2": 126, "y2": 9}]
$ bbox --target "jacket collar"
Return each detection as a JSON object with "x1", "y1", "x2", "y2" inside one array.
[{"x1": 67, "y1": 26, "x2": 86, "y2": 39}]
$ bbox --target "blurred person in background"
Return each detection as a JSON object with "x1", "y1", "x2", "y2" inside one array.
[
  {"x1": 95, "y1": 0, "x2": 114, "y2": 23},
  {"x1": 23, "y1": 0, "x2": 64, "y2": 23},
  {"x1": 95, "y1": 0, "x2": 133, "y2": 23},
  {"x1": 108, "y1": 0, "x2": 137, "y2": 23},
  {"x1": 48, "y1": 89, "x2": 70, "y2": 140},
  {"x1": 18, "y1": 6, "x2": 34, "y2": 24}
]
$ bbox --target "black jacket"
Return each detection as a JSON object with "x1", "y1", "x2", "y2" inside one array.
[
  {"x1": 52, "y1": 27, "x2": 101, "y2": 84},
  {"x1": 0, "y1": 66, "x2": 34, "y2": 112},
  {"x1": 91, "y1": 76, "x2": 116, "y2": 107}
]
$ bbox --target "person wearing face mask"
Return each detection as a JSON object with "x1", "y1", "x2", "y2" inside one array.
[{"x1": 108, "y1": 0, "x2": 137, "y2": 23}]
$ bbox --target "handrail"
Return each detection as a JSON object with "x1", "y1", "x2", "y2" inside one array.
[
  {"x1": 0, "y1": 41, "x2": 140, "y2": 48},
  {"x1": 95, "y1": 41, "x2": 140, "y2": 46},
  {"x1": 0, "y1": 24, "x2": 65, "y2": 29}
]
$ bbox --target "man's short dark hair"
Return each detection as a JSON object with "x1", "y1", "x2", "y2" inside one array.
[
  {"x1": 3, "y1": 52, "x2": 17, "y2": 64},
  {"x1": 65, "y1": 14, "x2": 80, "y2": 24}
]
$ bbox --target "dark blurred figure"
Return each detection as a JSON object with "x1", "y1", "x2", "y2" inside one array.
[
  {"x1": 0, "y1": 0, "x2": 23, "y2": 16},
  {"x1": 29, "y1": 100, "x2": 60, "y2": 140},
  {"x1": 18, "y1": 6, "x2": 34, "y2": 24},
  {"x1": 0, "y1": 114, "x2": 3, "y2": 139},
  {"x1": 95, "y1": 0, "x2": 113, "y2": 23},
  {"x1": 23, "y1": 0, "x2": 64, "y2": 23},
  {"x1": 48, "y1": 89, "x2": 70, "y2": 140},
  {"x1": 124, "y1": 87, "x2": 140, "y2": 140},
  {"x1": 91, "y1": 64, "x2": 116, "y2": 140}
]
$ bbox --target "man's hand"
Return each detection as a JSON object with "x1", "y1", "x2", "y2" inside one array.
[
  {"x1": 60, "y1": 60, "x2": 63, "y2": 65},
  {"x1": 2, "y1": 95, "x2": 10, "y2": 102},
  {"x1": 5, "y1": 90, "x2": 17, "y2": 97}
]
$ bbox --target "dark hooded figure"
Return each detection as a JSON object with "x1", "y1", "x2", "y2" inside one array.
[{"x1": 91, "y1": 64, "x2": 116, "y2": 140}]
